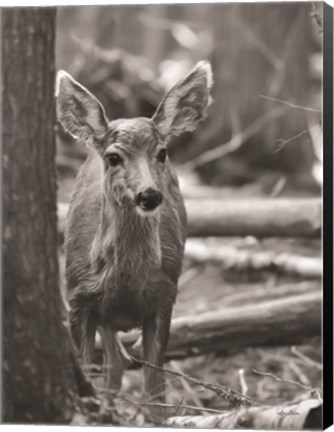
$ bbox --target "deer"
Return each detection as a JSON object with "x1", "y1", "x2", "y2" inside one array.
[{"x1": 56, "y1": 61, "x2": 213, "y2": 422}]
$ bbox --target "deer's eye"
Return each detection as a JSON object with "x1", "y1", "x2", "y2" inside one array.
[
  {"x1": 157, "y1": 148, "x2": 168, "y2": 163},
  {"x1": 107, "y1": 153, "x2": 122, "y2": 167}
]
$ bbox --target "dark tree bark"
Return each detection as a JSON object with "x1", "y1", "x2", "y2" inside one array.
[{"x1": 2, "y1": 8, "x2": 80, "y2": 423}]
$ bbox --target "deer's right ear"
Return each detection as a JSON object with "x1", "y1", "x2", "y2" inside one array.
[
  {"x1": 152, "y1": 61, "x2": 213, "y2": 139},
  {"x1": 56, "y1": 70, "x2": 108, "y2": 146}
]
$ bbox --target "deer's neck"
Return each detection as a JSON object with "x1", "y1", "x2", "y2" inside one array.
[{"x1": 93, "y1": 198, "x2": 161, "y2": 277}]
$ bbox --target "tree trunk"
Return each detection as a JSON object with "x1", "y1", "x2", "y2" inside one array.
[
  {"x1": 181, "y1": 3, "x2": 318, "y2": 183},
  {"x1": 2, "y1": 8, "x2": 80, "y2": 423}
]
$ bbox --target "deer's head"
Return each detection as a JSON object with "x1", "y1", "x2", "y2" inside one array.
[{"x1": 56, "y1": 61, "x2": 213, "y2": 216}]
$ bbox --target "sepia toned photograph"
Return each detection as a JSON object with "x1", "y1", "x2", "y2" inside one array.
[{"x1": 2, "y1": 1, "x2": 328, "y2": 429}]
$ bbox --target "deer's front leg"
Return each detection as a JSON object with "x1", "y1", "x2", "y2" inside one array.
[
  {"x1": 142, "y1": 304, "x2": 173, "y2": 423},
  {"x1": 100, "y1": 327, "x2": 132, "y2": 392}
]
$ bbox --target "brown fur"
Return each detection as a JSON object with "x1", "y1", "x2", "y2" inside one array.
[{"x1": 56, "y1": 62, "x2": 212, "y2": 422}]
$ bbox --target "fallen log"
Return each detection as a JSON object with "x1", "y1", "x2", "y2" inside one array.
[
  {"x1": 141, "y1": 291, "x2": 321, "y2": 357},
  {"x1": 165, "y1": 398, "x2": 322, "y2": 429},
  {"x1": 58, "y1": 198, "x2": 321, "y2": 239},
  {"x1": 94, "y1": 290, "x2": 321, "y2": 361},
  {"x1": 185, "y1": 238, "x2": 322, "y2": 278},
  {"x1": 186, "y1": 198, "x2": 321, "y2": 238},
  {"x1": 210, "y1": 281, "x2": 319, "y2": 308}
]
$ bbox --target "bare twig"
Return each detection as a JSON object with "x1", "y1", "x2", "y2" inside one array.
[
  {"x1": 115, "y1": 391, "x2": 228, "y2": 416},
  {"x1": 253, "y1": 369, "x2": 322, "y2": 400},
  {"x1": 141, "y1": 401, "x2": 229, "y2": 415},
  {"x1": 174, "y1": 396, "x2": 185, "y2": 417},
  {"x1": 180, "y1": 106, "x2": 287, "y2": 170},
  {"x1": 291, "y1": 346, "x2": 323, "y2": 371},
  {"x1": 132, "y1": 356, "x2": 259, "y2": 406},
  {"x1": 259, "y1": 95, "x2": 321, "y2": 112},
  {"x1": 274, "y1": 130, "x2": 309, "y2": 153},
  {"x1": 238, "y1": 369, "x2": 248, "y2": 396},
  {"x1": 253, "y1": 369, "x2": 309, "y2": 390},
  {"x1": 140, "y1": 375, "x2": 185, "y2": 405}
]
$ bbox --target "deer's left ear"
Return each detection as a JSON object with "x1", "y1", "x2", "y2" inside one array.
[
  {"x1": 55, "y1": 70, "x2": 108, "y2": 146},
  {"x1": 152, "y1": 61, "x2": 213, "y2": 138}
]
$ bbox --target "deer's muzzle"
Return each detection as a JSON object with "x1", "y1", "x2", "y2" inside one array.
[{"x1": 136, "y1": 188, "x2": 163, "y2": 212}]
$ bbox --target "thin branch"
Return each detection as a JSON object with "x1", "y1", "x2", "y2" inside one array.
[
  {"x1": 174, "y1": 396, "x2": 185, "y2": 417},
  {"x1": 259, "y1": 95, "x2": 321, "y2": 112},
  {"x1": 140, "y1": 375, "x2": 185, "y2": 404},
  {"x1": 253, "y1": 369, "x2": 322, "y2": 400},
  {"x1": 131, "y1": 356, "x2": 259, "y2": 406},
  {"x1": 114, "y1": 390, "x2": 229, "y2": 416},
  {"x1": 253, "y1": 368, "x2": 310, "y2": 390},
  {"x1": 238, "y1": 369, "x2": 249, "y2": 396},
  {"x1": 180, "y1": 106, "x2": 287, "y2": 171},
  {"x1": 274, "y1": 130, "x2": 309, "y2": 153},
  {"x1": 141, "y1": 401, "x2": 229, "y2": 415}
]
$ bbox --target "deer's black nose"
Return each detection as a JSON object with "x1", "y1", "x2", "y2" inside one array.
[{"x1": 136, "y1": 188, "x2": 162, "y2": 211}]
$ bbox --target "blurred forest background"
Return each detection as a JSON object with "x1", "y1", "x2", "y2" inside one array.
[{"x1": 54, "y1": 2, "x2": 323, "y2": 427}]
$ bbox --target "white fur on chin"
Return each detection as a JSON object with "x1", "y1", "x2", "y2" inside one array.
[{"x1": 135, "y1": 205, "x2": 161, "y2": 218}]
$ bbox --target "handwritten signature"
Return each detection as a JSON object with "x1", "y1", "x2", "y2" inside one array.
[{"x1": 277, "y1": 409, "x2": 300, "y2": 416}]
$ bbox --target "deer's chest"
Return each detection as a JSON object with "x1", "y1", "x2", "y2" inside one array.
[{"x1": 99, "y1": 259, "x2": 162, "y2": 331}]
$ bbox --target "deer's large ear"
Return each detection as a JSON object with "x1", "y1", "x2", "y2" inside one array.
[
  {"x1": 152, "y1": 61, "x2": 213, "y2": 138},
  {"x1": 56, "y1": 70, "x2": 108, "y2": 145}
]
